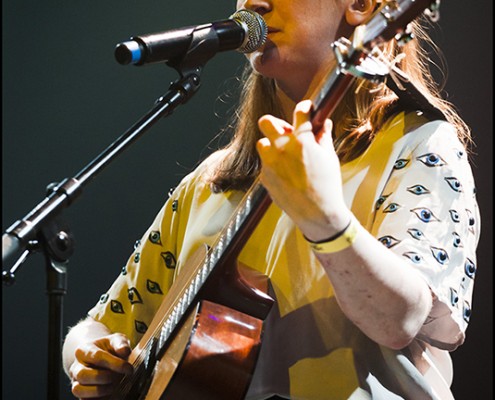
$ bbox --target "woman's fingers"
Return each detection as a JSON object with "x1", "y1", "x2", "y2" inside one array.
[
  {"x1": 71, "y1": 380, "x2": 115, "y2": 399},
  {"x1": 75, "y1": 343, "x2": 131, "y2": 375},
  {"x1": 70, "y1": 363, "x2": 118, "y2": 386},
  {"x1": 258, "y1": 114, "x2": 292, "y2": 139},
  {"x1": 292, "y1": 99, "x2": 314, "y2": 136},
  {"x1": 69, "y1": 334, "x2": 134, "y2": 399}
]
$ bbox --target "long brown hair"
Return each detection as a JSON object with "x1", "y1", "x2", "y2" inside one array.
[{"x1": 209, "y1": 16, "x2": 471, "y2": 192}]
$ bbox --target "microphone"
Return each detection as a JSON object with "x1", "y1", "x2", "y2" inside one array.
[{"x1": 114, "y1": 9, "x2": 267, "y2": 66}]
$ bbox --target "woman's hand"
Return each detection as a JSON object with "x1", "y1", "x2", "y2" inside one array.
[
  {"x1": 257, "y1": 99, "x2": 351, "y2": 241},
  {"x1": 68, "y1": 333, "x2": 133, "y2": 399}
]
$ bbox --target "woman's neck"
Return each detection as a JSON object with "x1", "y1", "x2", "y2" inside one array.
[
  {"x1": 275, "y1": 59, "x2": 338, "y2": 122},
  {"x1": 276, "y1": 86, "x2": 296, "y2": 120}
]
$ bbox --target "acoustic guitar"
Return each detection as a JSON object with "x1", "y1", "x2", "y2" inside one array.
[{"x1": 111, "y1": 1, "x2": 442, "y2": 398}]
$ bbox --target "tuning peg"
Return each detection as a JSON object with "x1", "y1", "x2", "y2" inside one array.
[
  {"x1": 425, "y1": 0, "x2": 441, "y2": 23},
  {"x1": 395, "y1": 24, "x2": 414, "y2": 47}
]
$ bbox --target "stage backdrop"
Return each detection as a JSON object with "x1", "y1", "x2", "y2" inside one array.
[{"x1": 2, "y1": 1, "x2": 492, "y2": 399}]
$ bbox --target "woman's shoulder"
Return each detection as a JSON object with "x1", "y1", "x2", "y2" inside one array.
[
  {"x1": 171, "y1": 149, "x2": 229, "y2": 196},
  {"x1": 380, "y1": 111, "x2": 463, "y2": 151}
]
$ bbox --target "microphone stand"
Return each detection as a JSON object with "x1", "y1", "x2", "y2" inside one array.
[{"x1": 2, "y1": 25, "x2": 221, "y2": 400}]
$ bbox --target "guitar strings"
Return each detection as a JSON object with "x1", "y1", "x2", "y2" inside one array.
[{"x1": 114, "y1": 177, "x2": 266, "y2": 396}]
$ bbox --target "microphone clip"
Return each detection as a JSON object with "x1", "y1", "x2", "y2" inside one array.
[{"x1": 166, "y1": 23, "x2": 220, "y2": 77}]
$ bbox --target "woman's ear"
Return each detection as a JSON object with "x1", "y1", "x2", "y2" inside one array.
[{"x1": 345, "y1": 0, "x2": 377, "y2": 26}]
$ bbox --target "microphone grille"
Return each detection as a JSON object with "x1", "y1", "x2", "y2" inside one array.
[{"x1": 231, "y1": 9, "x2": 267, "y2": 53}]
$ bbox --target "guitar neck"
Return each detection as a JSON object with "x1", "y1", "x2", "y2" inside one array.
[
  {"x1": 141, "y1": 179, "x2": 272, "y2": 356},
  {"x1": 310, "y1": 65, "x2": 357, "y2": 133}
]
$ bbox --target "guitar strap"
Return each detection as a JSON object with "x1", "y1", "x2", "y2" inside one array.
[{"x1": 385, "y1": 72, "x2": 448, "y2": 122}]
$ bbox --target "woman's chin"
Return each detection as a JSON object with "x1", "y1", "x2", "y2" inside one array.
[{"x1": 247, "y1": 42, "x2": 282, "y2": 78}]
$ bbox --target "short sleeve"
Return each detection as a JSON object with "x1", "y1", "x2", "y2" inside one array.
[
  {"x1": 370, "y1": 121, "x2": 480, "y2": 350},
  {"x1": 87, "y1": 181, "x2": 186, "y2": 348}
]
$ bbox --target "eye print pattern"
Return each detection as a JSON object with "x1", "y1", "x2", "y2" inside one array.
[
  {"x1": 452, "y1": 232, "x2": 462, "y2": 248},
  {"x1": 464, "y1": 258, "x2": 476, "y2": 279},
  {"x1": 407, "y1": 228, "x2": 426, "y2": 241},
  {"x1": 383, "y1": 203, "x2": 401, "y2": 213},
  {"x1": 430, "y1": 246, "x2": 449, "y2": 265},
  {"x1": 466, "y1": 209, "x2": 476, "y2": 234},
  {"x1": 377, "y1": 143, "x2": 478, "y2": 332},
  {"x1": 375, "y1": 194, "x2": 390, "y2": 211},
  {"x1": 149, "y1": 230, "x2": 162, "y2": 244},
  {"x1": 417, "y1": 153, "x2": 446, "y2": 167},
  {"x1": 463, "y1": 302, "x2": 472, "y2": 322},
  {"x1": 394, "y1": 159, "x2": 410, "y2": 169},
  {"x1": 378, "y1": 235, "x2": 400, "y2": 248},
  {"x1": 407, "y1": 184, "x2": 430, "y2": 195},
  {"x1": 403, "y1": 251, "x2": 424, "y2": 264},
  {"x1": 449, "y1": 209, "x2": 461, "y2": 223},
  {"x1": 445, "y1": 177, "x2": 463, "y2": 192},
  {"x1": 411, "y1": 207, "x2": 439, "y2": 223}
]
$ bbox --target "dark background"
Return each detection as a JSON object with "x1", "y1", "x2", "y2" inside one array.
[{"x1": 2, "y1": 1, "x2": 492, "y2": 399}]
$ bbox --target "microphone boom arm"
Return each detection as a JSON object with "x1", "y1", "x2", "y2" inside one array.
[{"x1": 2, "y1": 49, "x2": 210, "y2": 400}]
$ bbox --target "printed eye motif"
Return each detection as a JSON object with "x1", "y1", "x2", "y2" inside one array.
[
  {"x1": 450, "y1": 288, "x2": 459, "y2": 306},
  {"x1": 161, "y1": 251, "x2": 177, "y2": 269},
  {"x1": 383, "y1": 203, "x2": 401, "y2": 213},
  {"x1": 407, "y1": 184, "x2": 430, "y2": 195},
  {"x1": 111, "y1": 300, "x2": 125, "y2": 314},
  {"x1": 411, "y1": 207, "x2": 439, "y2": 223},
  {"x1": 430, "y1": 246, "x2": 449, "y2": 265},
  {"x1": 375, "y1": 194, "x2": 390, "y2": 210},
  {"x1": 445, "y1": 177, "x2": 463, "y2": 192},
  {"x1": 378, "y1": 235, "x2": 400, "y2": 248},
  {"x1": 403, "y1": 251, "x2": 424, "y2": 264},
  {"x1": 452, "y1": 232, "x2": 462, "y2": 248},
  {"x1": 464, "y1": 258, "x2": 476, "y2": 279},
  {"x1": 466, "y1": 209, "x2": 476, "y2": 227},
  {"x1": 128, "y1": 287, "x2": 143, "y2": 304},
  {"x1": 417, "y1": 153, "x2": 446, "y2": 167},
  {"x1": 463, "y1": 301, "x2": 472, "y2": 323},
  {"x1": 393, "y1": 158, "x2": 410, "y2": 169},
  {"x1": 407, "y1": 228, "x2": 425, "y2": 240},
  {"x1": 147, "y1": 279, "x2": 163, "y2": 294},
  {"x1": 135, "y1": 320, "x2": 148, "y2": 334},
  {"x1": 449, "y1": 209, "x2": 460, "y2": 223},
  {"x1": 149, "y1": 230, "x2": 162, "y2": 244},
  {"x1": 134, "y1": 239, "x2": 141, "y2": 250},
  {"x1": 455, "y1": 149, "x2": 465, "y2": 159}
]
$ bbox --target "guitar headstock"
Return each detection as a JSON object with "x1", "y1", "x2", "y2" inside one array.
[{"x1": 355, "y1": 0, "x2": 442, "y2": 52}]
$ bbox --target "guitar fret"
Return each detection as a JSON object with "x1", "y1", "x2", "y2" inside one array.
[
  {"x1": 165, "y1": 318, "x2": 172, "y2": 337},
  {"x1": 235, "y1": 213, "x2": 242, "y2": 230},
  {"x1": 226, "y1": 222, "x2": 234, "y2": 241},
  {"x1": 178, "y1": 297, "x2": 185, "y2": 315},
  {"x1": 144, "y1": 341, "x2": 153, "y2": 369},
  {"x1": 196, "y1": 270, "x2": 203, "y2": 290},
  {"x1": 158, "y1": 324, "x2": 166, "y2": 349}
]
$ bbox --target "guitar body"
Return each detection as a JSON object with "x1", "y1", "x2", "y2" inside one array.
[
  {"x1": 147, "y1": 300, "x2": 264, "y2": 400},
  {"x1": 116, "y1": 245, "x2": 274, "y2": 400}
]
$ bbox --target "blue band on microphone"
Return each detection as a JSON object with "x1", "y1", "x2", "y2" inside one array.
[{"x1": 126, "y1": 41, "x2": 142, "y2": 64}]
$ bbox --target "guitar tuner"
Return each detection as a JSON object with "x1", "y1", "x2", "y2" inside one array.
[{"x1": 395, "y1": 24, "x2": 414, "y2": 47}]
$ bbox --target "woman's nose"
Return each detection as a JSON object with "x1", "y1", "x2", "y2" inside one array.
[{"x1": 237, "y1": 0, "x2": 272, "y2": 16}]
